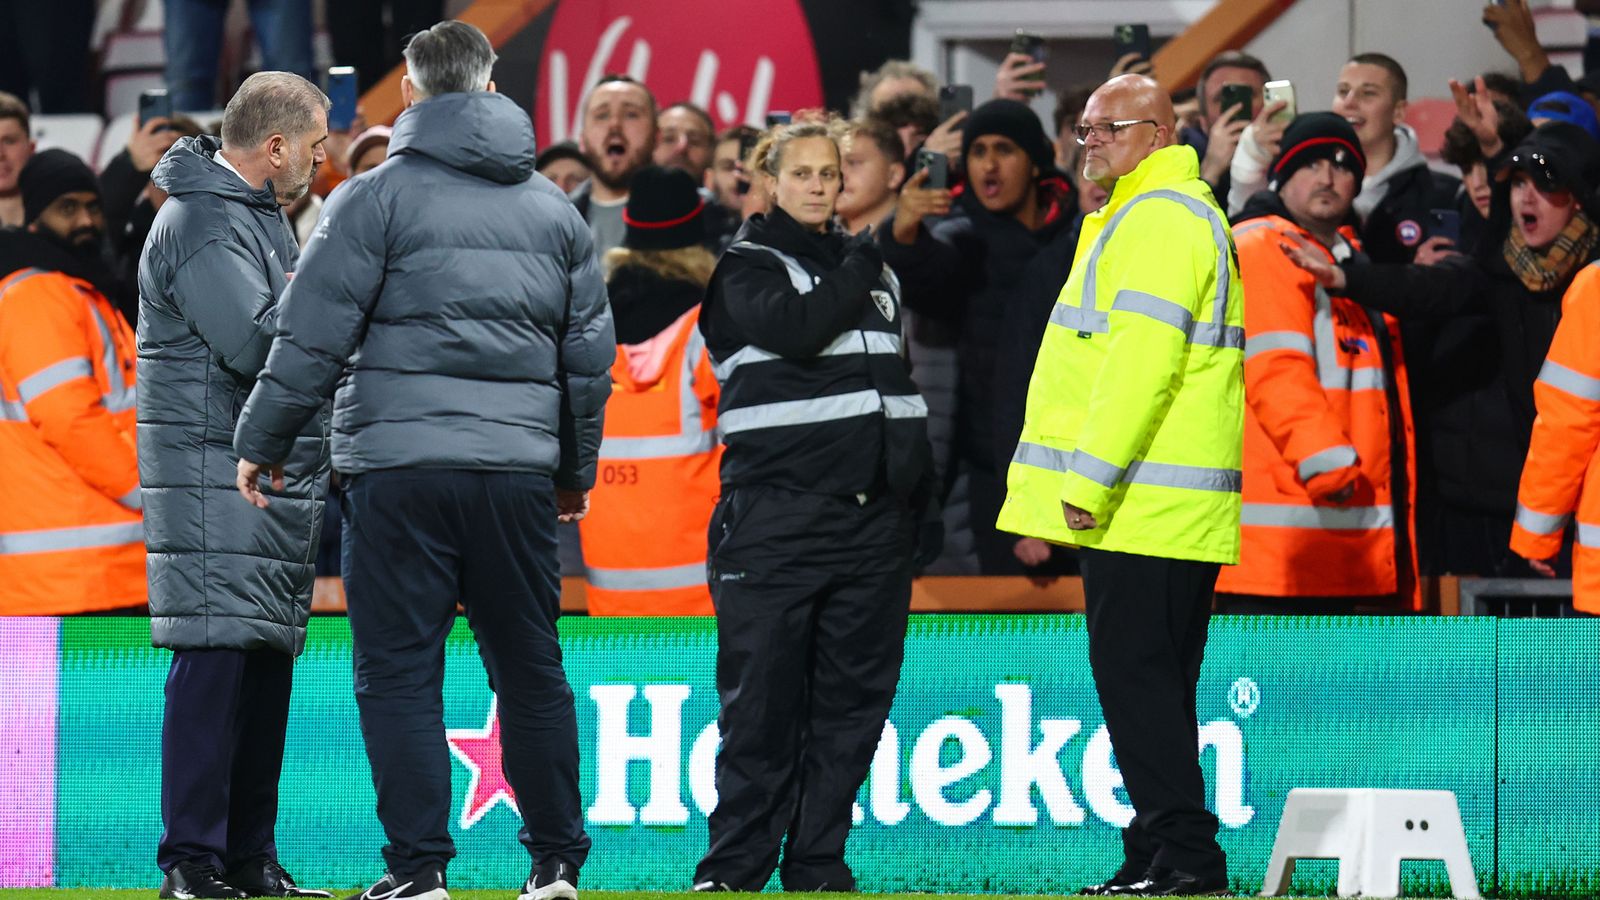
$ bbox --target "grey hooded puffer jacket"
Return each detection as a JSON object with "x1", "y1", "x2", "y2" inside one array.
[
  {"x1": 137, "y1": 135, "x2": 331, "y2": 656},
  {"x1": 232, "y1": 91, "x2": 613, "y2": 489}
]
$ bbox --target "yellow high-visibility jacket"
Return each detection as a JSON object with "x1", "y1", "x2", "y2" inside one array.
[{"x1": 996, "y1": 144, "x2": 1244, "y2": 564}]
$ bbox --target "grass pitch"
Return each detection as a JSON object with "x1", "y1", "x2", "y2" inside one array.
[{"x1": 0, "y1": 892, "x2": 1234, "y2": 900}]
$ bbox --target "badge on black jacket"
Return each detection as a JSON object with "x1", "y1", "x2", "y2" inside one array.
[{"x1": 871, "y1": 289, "x2": 896, "y2": 322}]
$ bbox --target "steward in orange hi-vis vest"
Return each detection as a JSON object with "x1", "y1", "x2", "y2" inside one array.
[
  {"x1": 579, "y1": 168, "x2": 722, "y2": 615},
  {"x1": 1216, "y1": 115, "x2": 1418, "y2": 608},
  {"x1": 0, "y1": 247, "x2": 144, "y2": 614},
  {"x1": 580, "y1": 306, "x2": 720, "y2": 615},
  {"x1": 1511, "y1": 262, "x2": 1600, "y2": 613}
]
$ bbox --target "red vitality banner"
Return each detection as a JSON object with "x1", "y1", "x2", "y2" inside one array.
[{"x1": 536, "y1": 0, "x2": 826, "y2": 144}]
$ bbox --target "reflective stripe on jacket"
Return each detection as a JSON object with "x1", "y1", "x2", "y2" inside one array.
[
  {"x1": 1510, "y1": 261, "x2": 1600, "y2": 613},
  {"x1": 702, "y1": 209, "x2": 931, "y2": 501},
  {"x1": 1215, "y1": 216, "x2": 1419, "y2": 605},
  {"x1": 580, "y1": 307, "x2": 720, "y2": 615},
  {"x1": 0, "y1": 266, "x2": 145, "y2": 613},
  {"x1": 997, "y1": 144, "x2": 1244, "y2": 564}
]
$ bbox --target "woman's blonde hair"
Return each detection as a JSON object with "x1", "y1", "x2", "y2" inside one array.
[
  {"x1": 603, "y1": 244, "x2": 718, "y2": 288},
  {"x1": 748, "y1": 116, "x2": 846, "y2": 179}
]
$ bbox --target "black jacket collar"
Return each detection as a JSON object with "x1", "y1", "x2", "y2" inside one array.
[{"x1": 736, "y1": 206, "x2": 846, "y2": 267}]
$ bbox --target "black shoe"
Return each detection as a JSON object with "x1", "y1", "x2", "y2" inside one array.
[
  {"x1": 343, "y1": 869, "x2": 448, "y2": 900},
  {"x1": 160, "y1": 862, "x2": 248, "y2": 899},
  {"x1": 226, "y1": 858, "x2": 332, "y2": 898},
  {"x1": 690, "y1": 880, "x2": 732, "y2": 892},
  {"x1": 519, "y1": 861, "x2": 578, "y2": 900},
  {"x1": 1115, "y1": 868, "x2": 1229, "y2": 897},
  {"x1": 1085, "y1": 865, "x2": 1158, "y2": 896}
]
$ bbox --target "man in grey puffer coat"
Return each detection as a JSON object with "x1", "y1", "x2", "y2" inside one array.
[
  {"x1": 233, "y1": 22, "x2": 613, "y2": 900},
  {"x1": 137, "y1": 72, "x2": 333, "y2": 900}
]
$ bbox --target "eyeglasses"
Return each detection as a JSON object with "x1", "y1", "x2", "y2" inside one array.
[{"x1": 1074, "y1": 119, "x2": 1159, "y2": 145}]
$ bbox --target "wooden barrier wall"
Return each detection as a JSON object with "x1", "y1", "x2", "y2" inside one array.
[{"x1": 312, "y1": 575, "x2": 1462, "y2": 615}]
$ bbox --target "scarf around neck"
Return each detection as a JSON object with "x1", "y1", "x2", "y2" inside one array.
[{"x1": 1503, "y1": 208, "x2": 1599, "y2": 293}]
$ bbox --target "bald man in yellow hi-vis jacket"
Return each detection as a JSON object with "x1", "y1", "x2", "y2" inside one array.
[{"x1": 997, "y1": 75, "x2": 1243, "y2": 898}]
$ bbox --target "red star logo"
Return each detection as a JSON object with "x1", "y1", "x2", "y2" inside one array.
[{"x1": 446, "y1": 695, "x2": 520, "y2": 829}]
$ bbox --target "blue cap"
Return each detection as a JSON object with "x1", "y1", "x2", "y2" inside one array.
[{"x1": 1528, "y1": 91, "x2": 1600, "y2": 143}]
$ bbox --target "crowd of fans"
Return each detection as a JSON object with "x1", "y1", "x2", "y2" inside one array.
[{"x1": 3, "y1": 0, "x2": 1600, "y2": 615}]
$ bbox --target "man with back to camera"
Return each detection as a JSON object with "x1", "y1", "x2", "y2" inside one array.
[
  {"x1": 231, "y1": 20, "x2": 612, "y2": 900},
  {"x1": 137, "y1": 71, "x2": 332, "y2": 900},
  {"x1": 997, "y1": 74, "x2": 1243, "y2": 897}
]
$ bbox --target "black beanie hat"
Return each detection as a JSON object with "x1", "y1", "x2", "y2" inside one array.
[
  {"x1": 623, "y1": 165, "x2": 706, "y2": 251},
  {"x1": 20, "y1": 148, "x2": 101, "y2": 225},
  {"x1": 1269, "y1": 112, "x2": 1367, "y2": 192},
  {"x1": 961, "y1": 99, "x2": 1056, "y2": 175}
]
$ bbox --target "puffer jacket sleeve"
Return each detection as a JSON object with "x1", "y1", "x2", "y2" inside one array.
[
  {"x1": 1511, "y1": 264, "x2": 1600, "y2": 560},
  {"x1": 553, "y1": 211, "x2": 616, "y2": 492},
  {"x1": 235, "y1": 177, "x2": 387, "y2": 465},
  {"x1": 169, "y1": 237, "x2": 279, "y2": 377},
  {"x1": 1061, "y1": 200, "x2": 1209, "y2": 518}
]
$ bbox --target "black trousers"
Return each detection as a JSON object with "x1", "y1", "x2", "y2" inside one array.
[
  {"x1": 0, "y1": 1, "x2": 94, "y2": 112},
  {"x1": 158, "y1": 648, "x2": 293, "y2": 874},
  {"x1": 696, "y1": 485, "x2": 914, "y2": 891},
  {"x1": 341, "y1": 469, "x2": 590, "y2": 879},
  {"x1": 1079, "y1": 547, "x2": 1226, "y2": 881}
]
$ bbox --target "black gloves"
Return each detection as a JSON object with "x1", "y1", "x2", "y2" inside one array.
[{"x1": 843, "y1": 225, "x2": 884, "y2": 270}]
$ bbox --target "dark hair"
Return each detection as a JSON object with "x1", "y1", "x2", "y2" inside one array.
[
  {"x1": 168, "y1": 114, "x2": 205, "y2": 139},
  {"x1": 1198, "y1": 51, "x2": 1271, "y2": 117},
  {"x1": 1474, "y1": 71, "x2": 1523, "y2": 102},
  {"x1": 588, "y1": 73, "x2": 658, "y2": 119},
  {"x1": 1441, "y1": 100, "x2": 1532, "y2": 170},
  {"x1": 1052, "y1": 84, "x2": 1095, "y2": 136},
  {"x1": 536, "y1": 140, "x2": 587, "y2": 170},
  {"x1": 845, "y1": 116, "x2": 906, "y2": 164},
  {"x1": 663, "y1": 101, "x2": 714, "y2": 136},
  {"x1": 1348, "y1": 52, "x2": 1408, "y2": 101},
  {"x1": 0, "y1": 91, "x2": 28, "y2": 135},
  {"x1": 716, "y1": 124, "x2": 760, "y2": 147},
  {"x1": 402, "y1": 20, "x2": 497, "y2": 97},
  {"x1": 873, "y1": 91, "x2": 939, "y2": 138}
]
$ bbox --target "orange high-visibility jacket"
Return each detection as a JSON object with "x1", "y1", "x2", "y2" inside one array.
[
  {"x1": 579, "y1": 307, "x2": 720, "y2": 615},
  {"x1": 1216, "y1": 216, "x2": 1419, "y2": 605},
  {"x1": 0, "y1": 266, "x2": 145, "y2": 613},
  {"x1": 1510, "y1": 262, "x2": 1600, "y2": 614}
]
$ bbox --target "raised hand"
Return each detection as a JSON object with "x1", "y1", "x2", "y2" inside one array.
[
  {"x1": 1448, "y1": 76, "x2": 1503, "y2": 158},
  {"x1": 1278, "y1": 230, "x2": 1346, "y2": 290}
]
